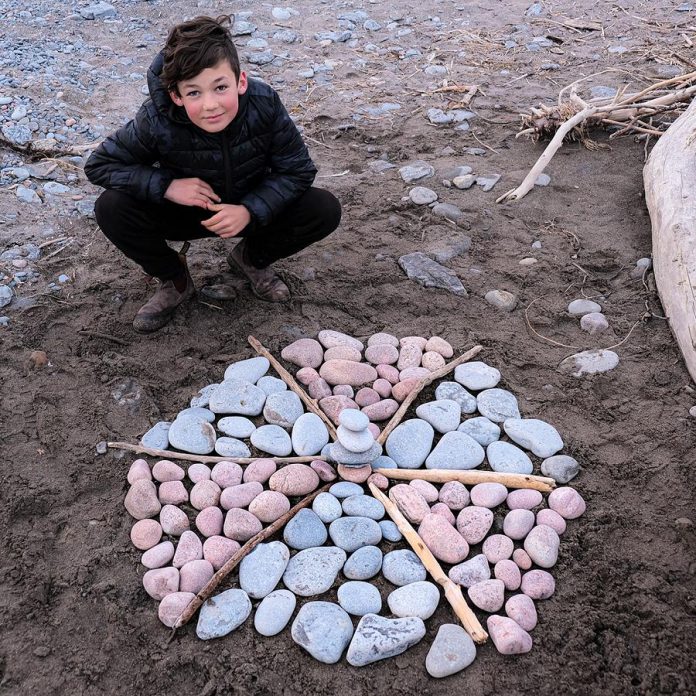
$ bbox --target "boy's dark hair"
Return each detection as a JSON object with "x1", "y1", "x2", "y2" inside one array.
[{"x1": 161, "y1": 15, "x2": 241, "y2": 93}]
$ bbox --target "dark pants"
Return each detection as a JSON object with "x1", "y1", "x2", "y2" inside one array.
[{"x1": 94, "y1": 187, "x2": 341, "y2": 281}]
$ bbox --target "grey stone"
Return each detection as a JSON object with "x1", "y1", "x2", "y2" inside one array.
[
  {"x1": 329, "y1": 482, "x2": 364, "y2": 498},
  {"x1": 209, "y1": 378, "x2": 266, "y2": 415},
  {"x1": 343, "y1": 545, "x2": 383, "y2": 580},
  {"x1": 329, "y1": 440, "x2": 382, "y2": 465},
  {"x1": 504, "y1": 418, "x2": 564, "y2": 458},
  {"x1": 79, "y1": 2, "x2": 116, "y2": 20},
  {"x1": 398, "y1": 253, "x2": 467, "y2": 296},
  {"x1": 168, "y1": 415, "x2": 217, "y2": 455},
  {"x1": 535, "y1": 173, "x2": 551, "y2": 186},
  {"x1": 214, "y1": 437, "x2": 251, "y2": 458},
  {"x1": 283, "y1": 547, "x2": 346, "y2": 596},
  {"x1": 190, "y1": 382, "x2": 218, "y2": 408},
  {"x1": 223, "y1": 357, "x2": 269, "y2": 383},
  {"x1": 263, "y1": 391, "x2": 304, "y2": 428},
  {"x1": 476, "y1": 388, "x2": 521, "y2": 422},
  {"x1": 2, "y1": 125, "x2": 32, "y2": 146},
  {"x1": 312, "y1": 492, "x2": 343, "y2": 523},
  {"x1": 329, "y1": 516, "x2": 382, "y2": 552},
  {"x1": 283, "y1": 509, "x2": 328, "y2": 550},
  {"x1": 291, "y1": 602, "x2": 353, "y2": 664},
  {"x1": 382, "y1": 549, "x2": 427, "y2": 586},
  {"x1": 336, "y1": 425, "x2": 374, "y2": 453},
  {"x1": 379, "y1": 520, "x2": 402, "y2": 542},
  {"x1": 415, "y1": 399, "x2": 461, "y2": 433},
  {"x1": 454, "y1": 361, "x2": 501, "y2": 390},
  {"x1": 427, "y1": 108, "x2": 454, "y2": 124},
  {"x1": 217, "y1": 416, "x2": 256, "y2": 438},
  {"x1": 231, "y1": 20, "x2": 257, "y2": 36},
  {"x1": 339, "y1": 409, "x2": 369, "y2": 432},
  {"x1": 559, "y1": 349, "x2": 619, "y2": 377},
  {"x1": 476, "y1": 175, "x2": 501, "y2": 191},
  {"x1": 239, "y1": 542, "x2": 290, "y2": 599},
  {"x1": 444, "y1": 165, "x2": 473, "y2": 180},
  {"x1": 435, "y1": 381, "x2": 477, "y2": 414},
  {"x1": 426, "y1": 624, "x2": 477, "y2": 677},
  {"x1": 485, "y1": 289, "x2": 518, "y2": 312},
  {"x1": 257, "y1": 375, "x2": 287, "y2": 395},
  {"x1": 486, "y1": 441, "x2": 533, "y2": 474},
  {"x1": 372, "y1": 455, "x2": 397, "y2": 469},
  {"x1": 196, "y1": 589, "x2": 252, "y2": 639},
  {"x1": 432, "y1": 202, "x2": 463, "y2": 221},
  {"x1": 385, "y1": 418, "x2": 435, "y2": 468},
  {"x1": 271, "y1": 7, "x2": 292, "y2": 20},
  {"x1": 426, "y1": 431, "x2": 485, "y2": 470},
  {"x1": 338, "y1": 581, "x2": 382, "y2": 616},
  {"x1": 448, "y1": 553, "x2": 490, "y2": 587},
  {"x1": 254, "y1": 589, "x2": 296, "y2": 636},
  {"x1": 250, "y1": 425, "x2": 293, "y2": 456},
  {"x1": 178, "y1": 406, "x2": 215, "y2": 422},
  {"x1": 347, "y1": 614, "x2": 426, "y2": 666},
  {"x1": 399, "y1": 160, "x2": 434, "y2": 183},
  {"x1": 457, "y1": 417, "x2": 501, "y2": 446},
  {"x1": 141, "y1": 421, "x2": 170, "y2": 449},
  {"x1": 580, "y1": 312, "x2": 609, "y2": 334},
  {"x1": 430, "y1": 236, "x2": 472, "y2": 264},
  {"x1": 43, "y1": 182, "x2": 71, "y2": 195},
  {"x1": 16, "y1": 186, "x2": 41, "y2": 204},
  {"x1": 387, "y1": 581, "x2": 440, "y2": 619},
  {"x1": 568, "y1": 299, "x2": 601, "y2": 316},
  {"x1": 541, "y1": 455, "x2": 580, "y2": 483},
  {"x1": 342, "y1": 495, "x2": 385, "y2": 520},
  {"x1": 292, "y1": 413, "x2": 329, "y2": 456},
  {"x1": 409, "y1": 186, "x2": 437, "y2": 205},
  {"x1": 453, "y1": 174, "x2": 476, "y2": 189}
]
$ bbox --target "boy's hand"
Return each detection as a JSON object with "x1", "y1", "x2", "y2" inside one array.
[
  {"x1": 164, "y1": 178, "x2": 221, "y2": 208},
  {"x1": 201, "y1": 203, "x2": 252, "y2": 239}
]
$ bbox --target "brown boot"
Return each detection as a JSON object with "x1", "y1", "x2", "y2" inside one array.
[
  {"x1": 132, "y1": 268, "x2": 195, "y2": 333},
  {"x1": 227, "y1": 240, "x2": 290, "y2": 302}
]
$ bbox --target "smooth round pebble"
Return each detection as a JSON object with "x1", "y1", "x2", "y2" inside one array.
[
  {"x1": 513, "y1": 548, "x2": 533, "y2": 570},
  {"x1": 180, "y1": 559, "x2": 214, "y2": 593},
  {"x1": 507, "y1": 489, "x2": 543, "y2": 510},
  {"x1": 439, "y1": 481, "x2": 470, "y2": 510},
  {"x1": 495, "y1": 559, "x2": 522, "y2": 591},
  {"x1": 190, "y1": 480, "x2": 222, "y2": 510},
  {"x1": 338, "y1": 581, "x2": 382, "y2": 616},
  {"x1": 422, "y1": 351, "x2": 446, "y2": 371},
  {"x1": 482, "y1": 534, "x2": 514, "y2": 563},
  {"x1": 368, "y1": 332, "x2": 399, "y2": 347},
  {"x1": 160, "y1": 504, "x2": 190, "y2": 536},
  {"x1": 313, "y1": 492, "x2": 343, "y2": 523},
  {"x1": 487, "y1": 615, "x2": 533, "y2": 655},
  {"x1": 243, "y1": 458, "x2": 277, "y2": 484},
  {"x1": 456, "y1": 506, "x2": 494, "y2": 544},
  {"x1": 343, "y1": 545, "x2": 383, "y2": 580},
  {"x1": 152, "y1": 460, "x2": 185, "y2": 482},
  {"x1": 127, "y1": 459, "x2": 151, "y2": 484},
  {"x1": 365, "y1": 344, "x2": 399, "y2": 365},
  {"x1": 296, "y1": 367, "x2": 320, "y2": 385},
  {"x1": 536, "y1": 508, "x2": 567, "y2": 535},
  {"x1": 130, "y1": 519, "x2": 163, "y2": 550},
  {"x1": 430, "y1": 502, "x2": 455, "y2": 524},
  {"x1": 503, "y1": 509, "x2": 536, "y2": 540},
  {"x1": 203, "y1": 536, "x2": 241, "y2": 570},
  {"x1": 548, "y1": 487, "x2": 586, "y2": 519},
  {"x1": 158, "y1": 592, "x2": 195, "y2": 628},
  {"x1": 239, "y1": 541, "x2": 290, "y2": 598},
  {"x1": 195, "y1": 506, "x2": 224, "y2": 537},
  {"x1": 426, "y1": 624, "x2": 476, "y2": 678},
  {"x1": 248, "y1": 490, "x2": 291, "y2": 523},
  {"x1": 454, "y1": 362, "x2": 501, "y2": 390},
  {"x1": 388, "y1": 581, "x2": 440, "y2": 620},
  {"x1": 158, "y1": 480, "x2": 188, "y2": 505},
  {"x1": 173, "y1": 530, "x2": 203, "y2": 568},
  {"x1": 418, "y1": 513, "x2": 469, "y2": 564},
  {"x1": 281, "y1": 338, "x2": 324, "y2": 368},
  {"x1": 188, "y1": 463, "x2": 211, "y2": 483},
  {"x1": 142, "y1": 541, "x2": 175, "y2": 569},
  {"x1": 376, "y1": 364, "x2": 400, "y2": 384},
  {"x1": 311, "y1": 459, "x2": 337, "y2": 481},
  {"x1": 329, "y1": 481, "x2": 364, "y2": 498},
  {"x1": 506, "y1": 594, "x2": 537, "y2": 631},
  {"x1": 524, "y1": 524, "x2": 560, "y2": 568},
  {"x1": 329, "y1": 516, "x2": 382, "y2": 552},
  {"x1": 389, "y1": 484, "x2": 430, "y2": 524},
  {"x1": 217, "y1": 416, "x2": 257, "y2": 439},
  {"x1": 468, "y1": 579, "x2": 505, "y2": 612},
  {"x1": 541, "y1": 455, "x2": 580, "y2": 483},
  {"x1": 521, "y1": 569, "x2": 555, "y2": 599},
  {"x1": 373, "y1": 378, "x2": 393, "y2": 398},
  {"x1": 283, "y1": 509, "x2": 328, "y2": 550},
  {"x1": 343, "y1": 494, "x2": 385, "y2": 520},
  {"x1": 220, "y1": 482, "x2": 264, "y2": 510},
  {"x1": 224, "y1": 508, "x2": 263, "y2": 542},
  {"x1": 457, "y1": 416, "x2": 501, "y2": 445},
  {"x1": 254, "y1": 589, "x2": 296, "y2": 636},
  {"x1": 379, "y1": 520, "x2": 402, "y2": 542},
  {"x1": 470, "y1": 482, "x2": 508, "y2": 508},
  {"x1": 382, "y1": 549, "x2": 427, "y2": 586},
  {"x1": 477, "y1": 388, "x2": 521, "y2": 423},
  {"x1": 143, "y1": 567, "x2": 179, "y2": 600},
  {"x1": 196, "y1": 588, "x2": 252, "y2": 640},
  {"x1": 368, "y1": 472, "x2": 388, "y2": 489},
  {"x1": 339, "y1": 408, "x2": 369, "y2": 432},
  {"x1": 337, "y1": 464, "x2": 372, "y2": 484},
  {"x1": 124, "y1": 480, "x2": 161, "y2": 520},
  {"x1": 291, "y1": 601, "x2": 353, "y2": 664},
  {"x1": 425, "y1": 336, "x2": 453, "y2": 358},
  {"x1": 270, "y1": 464, "x2": 320, "y2": 496},
  {"x1": 448, "y1": 554, "x2": 490, "y2": 588}
]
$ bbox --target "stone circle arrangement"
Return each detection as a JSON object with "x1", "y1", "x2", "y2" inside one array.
[{"x1": 118, "y1": 331, "x2": 587, "y2": 677}]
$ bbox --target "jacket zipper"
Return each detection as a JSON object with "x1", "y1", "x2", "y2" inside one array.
[{"x1": 221, "y1": 131, "x2": 233, "y2": 201}]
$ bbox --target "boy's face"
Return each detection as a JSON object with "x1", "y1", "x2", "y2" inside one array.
[{"x1": 170, "y1": 59, "x2": 248, "y2": 133}]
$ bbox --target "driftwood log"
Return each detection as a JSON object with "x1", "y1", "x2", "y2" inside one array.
[{"x1": 644, "y1": 97, "x2": 696, "y2": 383}]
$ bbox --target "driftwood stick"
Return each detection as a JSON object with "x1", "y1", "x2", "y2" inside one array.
[
  {"x1": 173, "y1": 483, "x2": 332, "y2": 630},
  {"x1": 368, "y1": 482, "x2": 488, "y2": 644},
  {"x1": 377, "y1": 345, "x2": 483, "y2": 445},
  {"x1": 107, "y1": 441, "x2": 322, "y2": 465},
  {"x1": 382, "y1": 468, "x2": 556, "y2": 493},
  {"x1": 248, "y1": 335, "x2": 338, "y2": 441}
]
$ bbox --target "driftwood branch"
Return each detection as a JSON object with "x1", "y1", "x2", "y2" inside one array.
[
  {"x1": 377, "y1": 345, "x2": 483, "y2": 445},
  {"x1": 368, "y1": 482, "x2": 488, "y2": 644},
  {"x1": 172, "y1": 483, "x2": 331, "y2": 630},
  {"x1": 382, "y1": 468, "x2": 556, "y2": 493}
]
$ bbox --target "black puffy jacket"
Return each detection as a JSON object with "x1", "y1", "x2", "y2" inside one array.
[{"x1": 84, "y1": 53, "x2": 317, "y2": 226}]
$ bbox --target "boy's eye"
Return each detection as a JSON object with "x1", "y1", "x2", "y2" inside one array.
[
  {"x1": 185, "y1": 90, "x2": 199, "y2": 98},
  {"x1": 215, "y1": 84, "x2": 228, "y2": 92}
]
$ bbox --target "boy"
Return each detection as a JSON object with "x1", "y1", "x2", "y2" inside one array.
[{"x1": 85, "y1": 15, "x2": 341, "y2": 333}]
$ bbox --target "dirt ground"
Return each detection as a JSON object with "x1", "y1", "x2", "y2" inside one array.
[{"x1": 1, "y1": 1, "x2": 696, "y2": 694}]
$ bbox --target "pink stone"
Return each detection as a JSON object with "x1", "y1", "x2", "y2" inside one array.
[
  {"x1": 190, "y1": 480, "x2": 222, "y2": 510},
  {"x1": 296, "y1": 367, "x2": 320, "y2": 385},
  {"x1": 318, "y1": 330, "x2": 364, "y2": 352},
  {"x1": 367, "y1": 423, "x2": 381, "y2": 439},
  {"x1": 130, "y1": 519, "x2": 163, "y2": 550},
  {"x1": 355, "y1": 387, "x2": 381, "y2": 407},
  {"x1": 243, "y1": 459, "x2": 276, "y2": 485},
  {"x1": 456, "y1": 506, "x2": 494, "y2": 544},
  {"x1": 430, "y1": 502, "x2": 456, "y2": 524},
  {"x1": 425, "y1": 336, "x2": 454, "y2": 358},
  {"x1": 422, "y1": 351, "x2": 446, "y2": 372},
  {"x1": 269, "y1": 464, "x2": 320, "y2": 496},
  {"x1": 281, "y1": 338, "x2": 324, "y2": 368},
  {"x1": 224, "y1": 508, "x2": 263, "y2": 542},
  {"x1": 362, "y1": 398, "x2": 399, "y2": 421},
  {"x1": 409, "y1": 479, "x2": 439, "y2": 503},
  {"x1": 158, "y1": 480, "x2": 188, "y2": 505},
  {"x1": 127, "y1": 458, "x2": 151, "y2": 484},
  {"x1": 203, "y1": 535, "x2": 241, "y2": 570},
  {"x1": 249, "y1": 490, "x2": 291, "y2": 522},
  {"x1": 495, "y1": 559, "x2": 522, "y2": 591},
  {"x1": 159, "y1": 504, "x2": 190, "y2": 536},
  {"x1": 124, "y1": 480, "x2": 161, "y2": 520},
  {"x1": 368, "y1": 332, "x2": 399, "y2": 347},
  {"x1": 211, "y1": 461, "x2": 243, "y2": 488},
  {"x1": 521, "y1": 569, "x2": 555, "y2": 599},
  {"x1": 399, "y1": 366, "x2": 430, "y2": 381},
  {"x1": 548, "y1": 487, "x2": 586, "y2": 519},
  {"x1": 503, "y1": 509, "x2": 535, "y2": 540},
  {"x1": 400, "y1": 336, "x2": 427, "y2": 350},
  {"x1": 308, "y1": 378, "x2": 332, "y2": 400},
  {"x1": 482, "y1": 534, "x2": 514, "y2": 563},
  {"x1": 470, "y1": 483, "x2": 508, "y2": 508},
  {"x1": 220, "y1": 482, "x2": 264, "y2": 510},
  {"x1": 507, "y1": 489, "x2": 543, "y2": 510},
  {"x1": 513, "y1": 548, "x2": 533, "y2": 570},
  {"x1": 391, "y1": 379, "x2": 420, "y2": 403},
  {"x1": 158, "y1": 591, "x2": 196, "y2": 628},
  {"x1": 338, "y1": 464, "x2": 372, "y2": 483},
  {"x1": 143, "y1": 567, "x2": 179, "y2": 600},
  {"x1": 195, "y1": 506, "x2": 224, "y2": 537},
  {"x1": 372, "y1": 378, "x2": 393, "y2": 398},
  {"x1": 505, "y1": 594, "x2": 538, "y2": 631},
  {"x1": 152, "y1": 460, "x2": 185, "y2": 482},
  {"x1": 487, "y1": 615, "x2": 533, "y2": 655},
  {"x1": 173, "y1": 530, "x2": 203, "y2": 568},
  {"x1": 419, "y1": 513, "x2": 469, "y2": 564},
  {"x1": 311, "y1": 459, "x2": 337, "y2": 482},
  {"x1": 188, "y1": 463, "x2": 211, "y2": 483},
  {"x1": 179, "y1": 559, "x2": 214, "y2": 594},
  {"x1": 389, "y1": 484, "x2": 430, "y2": 524},
  {"x1": 439, "y1": 481, "x2": 470, "y2": 510},
  {"x1": 397, "y1": 343, "x2": 423, "y2": 370},
  {"x1": 364, "y1": 344, "x2": 399, "y2": 365},
  {"x1": 536, "y1": 508, "x2": 567, "y2": 535},
  {"x1": 324, "y1": 345, "x2": 363, "y2": 362},
  {"x1": 332, "y1": 384, "x2": 355, "y2": 398},
  {"x1": 524, "y1": 524, "x2": 560, "y2": 568},
  {"x1": 142, "y1": 541, "x2": 175, "y2": 569},
  {"x1": 319, "y1": 395, "x2": 359, "y2": 425},
  {"x1": 468, "y1": 579, "x2": 505, "y2": 612},
  {"x1": 368, "y1": 472, "x2": 389, "y2": 490},
  {"x1": 320, "y1": 359, "x2": 378, "y2": 387},
  {"x1": 376, "y1": 364, "x2": 400, "y2": 384}
]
